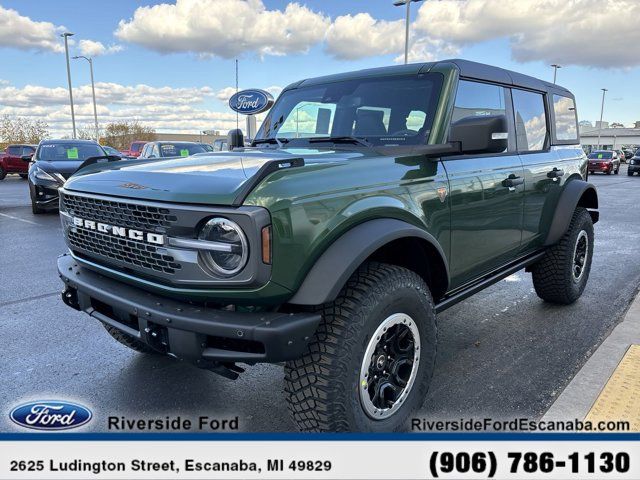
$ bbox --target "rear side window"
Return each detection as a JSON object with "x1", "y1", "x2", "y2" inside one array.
[
  {"x1": 512, "y1": 89, "x2": 548, "y2": 152},
  {"x1": 452, "y1": 80, "x2": 506, "y2": 123},
  {"x1": 7, "y1": 146, "x2": 20, "y2": 155},
  {"x1": 552, "y1": 94, "x2": 578, "y2": 141}
]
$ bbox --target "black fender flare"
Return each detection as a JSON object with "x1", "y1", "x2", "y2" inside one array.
[
  {"x1": 288, "y1": 218, "x2": 449, "y2": 305},
  {"x1": 544, "y1": 180, "x2": 598, "y2": 246}
]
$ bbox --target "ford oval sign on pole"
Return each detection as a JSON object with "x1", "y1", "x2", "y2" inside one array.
[{"x1": 229, "y1": 89, "x2": 274, "y2": 115}]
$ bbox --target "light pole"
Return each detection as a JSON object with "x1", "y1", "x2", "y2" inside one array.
[
  {"x1": 393, "y1": 0, "x2": 424, "y2": 64},
  {"x1": 61, "y1": 32, "x2": 76, "y2": 138},
  {"x1": 73, "y1": 55, "x2": 99, "y2": 142},
  {"x1": 551, "y1": 64, "x2": 561, "y2": 84},
  {"x1": 597, "y1": 88, "x2": 608, "y2": 149}
]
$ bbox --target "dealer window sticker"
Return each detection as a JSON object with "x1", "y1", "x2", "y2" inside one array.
[
  {"x1": 597, "y1": 153, "x2": 603, "y2": 159},
  {"x1": 67, "y1": 147, "x2": 79, "y2": 159},
  {"x1": 180, "y1": 149, "x2": 189, "y2": 157}
]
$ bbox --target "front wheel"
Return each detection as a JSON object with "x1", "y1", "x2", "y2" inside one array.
[
  {"x1": 31, "y1": 200, "x2": 44, "y2": 214},
  {"x1": 19, "y1": 173, "x2": 28, "y2": 179},
  {"x1": 629, "y1": 171, "x2": 634, "y2": 176},
  {"x1": 0, "y1": 166, "x2": 6, "y2": 181},
  {"x1": 531, "y1": 207, "x2": 594, "y2": 304},
  {"x1": 285, "y1": 262, "x2": 437, "y2": 432}
]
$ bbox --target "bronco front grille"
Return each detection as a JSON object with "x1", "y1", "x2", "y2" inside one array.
[
  {"x1": 60, "y1": 192, "x2": 178, "y2": 231},
  {"x1": 68, "y1": 227, "x2": 181, "y2": 275}
]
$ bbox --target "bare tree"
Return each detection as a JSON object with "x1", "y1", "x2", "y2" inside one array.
[
  {"x1": 0, "y1": 115, "x2": 49, "y2": 149},
  {"x1": 103, "y1": 121, "x2": 156, "y2": 150}
]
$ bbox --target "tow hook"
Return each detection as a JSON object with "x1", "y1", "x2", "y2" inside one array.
[{"x1": 61, "y1": 287, "x2": 80, "y2": 310}]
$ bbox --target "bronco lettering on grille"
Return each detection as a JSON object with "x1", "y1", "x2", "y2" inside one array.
[{"x1": 72, "y1": 217, "x2": 165, "y2": 245}]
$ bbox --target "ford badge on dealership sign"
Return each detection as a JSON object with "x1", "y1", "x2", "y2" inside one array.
[{"x1": 229, "y1": 89, "x2": 274, "y2": 115}]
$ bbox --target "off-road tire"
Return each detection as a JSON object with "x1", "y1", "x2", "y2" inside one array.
[
  {"x1": 0, "y1": 167, "x2": 6, "y2": 180},
  {"x1": 284, "y1": 262, "x2": 437, "y2": 432},
  {"x1": 531, "y1": 207, "x2": 594, "y2": 304},
  {"x1": 102, "y1": 323, "x2": 159, "y2": 355}
]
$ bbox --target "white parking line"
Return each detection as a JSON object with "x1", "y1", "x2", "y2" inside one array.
[{"x1": 0, "y1": 212, "x2": 39, "y2": 225}]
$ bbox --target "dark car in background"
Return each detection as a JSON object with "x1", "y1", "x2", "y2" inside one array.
[
  {"x1": 628, "y1": 149, "x2": 640, "y2": 176},
  {"x1": 138, "y1": 141, "x2": 208, "y2": 159},
  {"x1": 28, "y1": 139, "x2": 107, "y2": 214},
  {"x1": 102, "y1": 145, "x2": 124, "y2": 159},
  {"x1": 0, "y1": 144, "x2": 36, "y2": 180},
  {"x1": 588, "y1": 150, "x2": 620, "y2": 175},
  {"x1": 623, "y1": 149, "x2": 634, "y2": 161}
]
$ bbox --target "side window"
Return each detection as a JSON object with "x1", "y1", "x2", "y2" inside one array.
[
  {"x1": 152, "y1": 144, "x2": 160, "y2": 157},
  {"x1": 7, "y1": 146, "x2": 20, "y2": 156},
  {"x1": 512, "y1": 89, "x2": 548, "y2": 152},
  {"x1": 452, "y1": 80, "x2": 506, "y2": 123},
  {"x1": 552, "y1": 94, "x2": 578, "y2": 141}
]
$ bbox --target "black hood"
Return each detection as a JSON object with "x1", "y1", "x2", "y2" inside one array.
[{"x1": 35, "y1": 160, "x2": 85, "y2": 178}]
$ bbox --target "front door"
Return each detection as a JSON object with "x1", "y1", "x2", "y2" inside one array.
[{"x1": 443, "y1": 80, "x2": 525, "y2": 288}]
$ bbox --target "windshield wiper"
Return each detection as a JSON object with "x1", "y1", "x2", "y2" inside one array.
[{"x1": 308, "y1": 136, "x2": 373, "y2": 148}]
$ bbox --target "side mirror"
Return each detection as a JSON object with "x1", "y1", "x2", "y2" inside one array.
[
  {"x1": 227, "y1": 129, "x2": 244, "y2": 150},
  {"x1": 21, "y1": 154, "x2": 33, "y2": 162},
  {"x1": 449, "y1": 114, "x2": 508, "y2": 155}
]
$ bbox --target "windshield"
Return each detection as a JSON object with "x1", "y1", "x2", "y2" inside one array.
[
  {"x1": 36, "y1": 143, "x2": 105, "y2": 161},
  {"x1": 255, "y1": 73, "x2": 443, "y2": 146},
  {"x1": 588, "y1": 152, "x2": 612, "y2": 159},
  {"x1": 159, "y1": 143, "x2": 207, "y2": 157},
  {"x1": 102, "y1": 146, "x2": 120, "y2": 156}
]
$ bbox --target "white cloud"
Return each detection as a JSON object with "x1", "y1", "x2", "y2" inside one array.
[
  {"x1": 0, "y1": 81, "x2": 234, "y2": 137},
  {"x1": 413, "y1": 0, "x2": 640, "y2": 68},
  {"x1": 0, "y1": 5, "x2": 64, "y2": 53},
  {"x1": 324, "y1": 13, "x2": 404, "y2": 60},
  {"x1": 78, "y1": 39, "x2": 123, "y2": 57},
  {"x1": 115, "y1": 0, "x2": 330, "y2": 58}
]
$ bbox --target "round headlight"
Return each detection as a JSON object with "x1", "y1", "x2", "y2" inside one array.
[{"x1": 198, "y1": 218, "x2": 248, "y2": 277}]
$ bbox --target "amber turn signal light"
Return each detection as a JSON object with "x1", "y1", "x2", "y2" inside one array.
[{"x1": 261, "y1": 226, "x2": 272, "y2": 264}]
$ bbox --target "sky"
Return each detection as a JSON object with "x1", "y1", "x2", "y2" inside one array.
[{"x1": 0, "y1": 0, "x2": 639, "y2": 137}]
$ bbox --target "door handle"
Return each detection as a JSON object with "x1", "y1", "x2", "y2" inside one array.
[
  {"x1": 502, "y1": 174, "x2": 524, "y2": 191},
  {"x1": 547, "y1": 168, "x2": 565, "y2": 180}
]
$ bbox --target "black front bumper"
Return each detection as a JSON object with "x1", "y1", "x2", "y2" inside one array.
[
  {"x1": 57, "y1": 254, "x2": 321, "y2": 364},
  {"x1": 628, "y1": 164, "x2": 640, "y2": 173}
]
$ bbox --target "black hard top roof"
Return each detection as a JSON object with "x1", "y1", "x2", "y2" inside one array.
[{"x1": 292, "y1": 59, "x2": 573, "y2": 97}]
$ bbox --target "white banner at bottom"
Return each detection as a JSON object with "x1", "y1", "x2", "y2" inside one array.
[{"x1": 0, "y1": 440, "x2": 638, "y2": 480}]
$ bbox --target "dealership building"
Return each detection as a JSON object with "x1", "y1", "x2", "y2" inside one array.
[{"x1": 580, "y1": 127, "x2": 640, "y2": 152}]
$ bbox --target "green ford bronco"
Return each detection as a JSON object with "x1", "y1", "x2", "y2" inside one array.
[{"x1": 58, "y1": 59, "x2": 598, "y2": 432}]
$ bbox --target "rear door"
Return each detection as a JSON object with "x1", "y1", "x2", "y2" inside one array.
[
  {"x1": 444, "y1": 80, "x2": 525, "y2": 288},
  {"x1": 517, "y1": 91, "x2": 576, "y2": 252}
]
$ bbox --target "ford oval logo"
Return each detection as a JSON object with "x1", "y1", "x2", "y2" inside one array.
[
  {"x1": 229, "y1": 89, "x2": 274, "y2": 115},
  {"x1": 10, "y1": 401, "x2": 92, "y2": 431}
]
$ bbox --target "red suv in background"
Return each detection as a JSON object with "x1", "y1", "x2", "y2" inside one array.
[
  {"x1": 0, "y1": 144, "x2": 36, "y2": 180},
  {"x1": 588, "y1": 150, "x2": 621, "y2": 175},
  {"x1": 120, "y1": 141, "x2": 147, "y2": 158}
]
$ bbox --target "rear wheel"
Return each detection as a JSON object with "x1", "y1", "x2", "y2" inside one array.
[
  {"x1": 285, "y1": 262, "x2": 437, "y2": 432},
  {"x1": 615, "y1": 165, "x2": 619, "y2": 174},
  {"x1": 102, "y1": 323, "x2": 159, "y2": 355},
  {"x1": 0, "y1": 166, "x2": 6, "y2": 180},
  {"x1": 531, "y1": 207, "x2": 593, "y2": 304}
]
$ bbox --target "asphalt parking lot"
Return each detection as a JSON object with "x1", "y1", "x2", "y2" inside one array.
[{"x1": 1, "y1": 166, "x2": 639, "y2": 432}]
